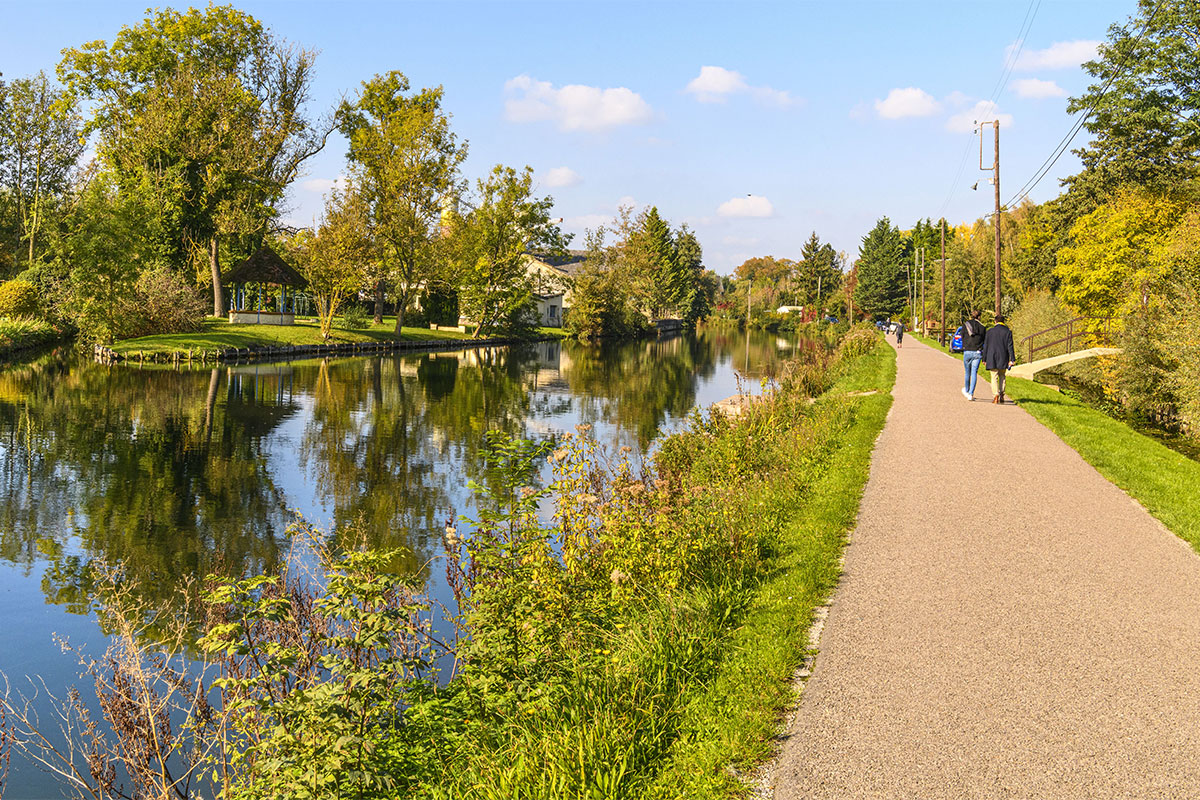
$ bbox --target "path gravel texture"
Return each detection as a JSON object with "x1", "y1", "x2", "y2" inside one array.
[{"x1": 773, "y1": 337, "x2": 1200, "y2": 799}]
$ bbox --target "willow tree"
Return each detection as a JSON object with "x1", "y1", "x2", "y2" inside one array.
[{"x1": 58, "y1": 5, "x2": 332, "y2": 315}]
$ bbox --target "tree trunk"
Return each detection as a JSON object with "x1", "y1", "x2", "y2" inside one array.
[
  {"x1": 394, "y1": 301, "x2": 405, "y2": 335},
  {"x1": 373, "y1": 280, "x2": 385, "y2": 325},
  {"x1": 211, "y1": 236, "x2": 224, "y2": 317}
]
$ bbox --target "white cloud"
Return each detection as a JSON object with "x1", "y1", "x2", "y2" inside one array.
[
  {"x1": 1012, "y1": 78, "x2": 1067, "y2": 99},
  {"x1": 685, "y1": 66, "x2": 795, "y2": 107},
  {"x1": 717, "y1": 195, "x2": 774, "y2": 218},
  {"x1": 946, "y1": 101, "x2": 1014, "y2": 133},
  {"x1": 301, "y1": 176, "x2": 347, "y2": 194},
  {"x1": 543, "y1": 166, "x2": 582, "y2": 188},
  {"x1": 1014, "y1": 40, "x2": 1100, "y2": 70},
  {"x1": 875, "y1": 87, "x2": 941, "y2": 119},
  {"x1": 504, "y1": 74, "x2": 652, "y2": 132},
  {"x1": 945, "y1": 90, "x2": 973, "y2": 108},
  {"x1": 617, "y1": 195, "x2": 637, "y2": 210}
]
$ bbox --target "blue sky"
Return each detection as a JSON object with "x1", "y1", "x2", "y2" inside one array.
[{"x1": 2, "y1": 0, "x2": 1134, "y2": 273}]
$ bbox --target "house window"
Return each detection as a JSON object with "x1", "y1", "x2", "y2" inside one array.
[{"x1": 550, "y1": 305, "x2": 558, "y2": 319}]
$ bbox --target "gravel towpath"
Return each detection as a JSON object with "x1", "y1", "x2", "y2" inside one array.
[{"x1": 772, "y1": 336, "x2": 1200, "y2": 799}]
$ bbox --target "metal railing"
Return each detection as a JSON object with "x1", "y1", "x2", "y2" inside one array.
[{"x1": 1018, "y1": 317, "x2": 1113, "y2": 364}]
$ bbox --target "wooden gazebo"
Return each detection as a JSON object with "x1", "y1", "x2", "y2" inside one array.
[{"x1": 223, "y1": 246, "x2": 308, "y2": 325}]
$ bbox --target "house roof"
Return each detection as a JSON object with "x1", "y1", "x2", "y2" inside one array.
[
  {"x1": 223, "y1": 246, "x2": 308, "y2": 288},
  {"x1": 528, "y1": 249, "x2": 588, "y2": 276}
]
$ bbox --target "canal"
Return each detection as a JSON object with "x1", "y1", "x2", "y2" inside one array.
[{"x1": 0, "y1": 327, "x2": 822, "y2": 796}]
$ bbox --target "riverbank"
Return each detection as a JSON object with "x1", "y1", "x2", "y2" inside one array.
[
  {"x1": 0, "y1": 317, "x2": 65, "y2": 360},
  {"x1": 97, "y1": 316, "x2": 568, "y2": 363},
  {"x1": 911, "y1": 332, "x2": 1200, "y2": 549},
  {"x1": 2, "y1": 325, "x2": 896, "y2": 798}
]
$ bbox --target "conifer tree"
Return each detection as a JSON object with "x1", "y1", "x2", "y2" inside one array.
[{"x1": 853, "y1": 216, "x2": 905, "y2": 318}]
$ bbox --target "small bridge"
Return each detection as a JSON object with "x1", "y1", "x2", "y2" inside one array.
[{"x1": 1011, "y1": 317, "x2": 1120, "y2": 379}]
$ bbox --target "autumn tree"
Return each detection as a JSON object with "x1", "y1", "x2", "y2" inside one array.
[{"x1": 338, "y1": 71, "x2": 467, "y2": 331}]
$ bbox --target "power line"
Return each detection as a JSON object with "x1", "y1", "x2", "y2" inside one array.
[
  {"x1": 936, "y1": 0, "x2": 1040, "y2": 221},
  {"x1": 1004, "y1": 0, "x2": 1167, "y2": 209}
]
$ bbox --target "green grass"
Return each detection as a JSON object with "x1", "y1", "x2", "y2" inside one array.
[
  {"x1": 913, "y1": 332, "x2": 1200, "y2": 549},
  {"x1": 647, "y1": 345, "x2": 897, "y2": 797},
  {"x1": 109, "y1": 316, "x2": 565, "y2": 355},
  {"x1": 1002, "y1": 376, "x2": 1200, "y2": 550},
  {"x1": 0, "y1": 316, "x2": 62, "y2": 358}
]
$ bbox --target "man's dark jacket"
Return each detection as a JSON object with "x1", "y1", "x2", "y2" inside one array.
[
  {"x1": 962, "y1": 319, "x2": 986, "y2": 351},
  {"x1": 983, "y1": 323, "x2": 1016, "y2": 371}
]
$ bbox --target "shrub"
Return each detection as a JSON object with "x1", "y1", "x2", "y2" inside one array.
[
  {"x1": 836, "y1": 322, "x2": 880, "y2": 359},
  {"x1": 0, "y1": 316, "x2": 59, "y2": 356},
  {"x1": 1009, "y1": 289, "x2": 1074, "y2": 362},
  {"x1": 128, "y1": 268, "x2": 207, "y2": 338},
  {"x1": 0, "y1": 280, "x2": 40, "y2": 318},
  {"x1": 339, "y1": 303, "x2": 371, "y2": 329}
]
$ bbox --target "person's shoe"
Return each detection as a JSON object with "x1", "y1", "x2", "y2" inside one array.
[
  {"x1": 962, "y1": 388, "x2": 972, "y2": 400},
  {"x1": 992, "y1": 396, "x2": 1000, "y2": 404},
  {"x1": 999, "y1": 393, "x2": 1006, "y2": 404}
]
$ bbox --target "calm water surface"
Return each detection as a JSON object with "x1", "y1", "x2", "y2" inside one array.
[{"x1": 0, "y1": 327, "x2": 818, "y2": 797}]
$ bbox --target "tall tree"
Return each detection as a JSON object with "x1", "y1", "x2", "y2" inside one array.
[
  {"x1": 58, "y1": 4, "x2": 331, "y2": 315},
  {"x1": 0, "y1": 72, "x2": 83, "y2": 270},
  {"x1": 448, "y1": 165, "x2": 568, "y2": 338},
  {"x1": 673, "y1": 224, "x2": 704, "y2": 323},
  {"x1": 630, "y1": 206, "x2": 679, "y2": 319},
  {"x1": 1068, "y1": 0, "x2": 1200, "y2": 196},
  {"x1": 338, "y1": 71, "x2": 467, "y2": 332},
  {"x1": 853, "y1": 217, "x2": 905, "y2": 318}
]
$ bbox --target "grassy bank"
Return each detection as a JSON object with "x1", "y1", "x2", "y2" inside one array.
[
  {"x1": 109, "y1": 316, "x2": 566, "y2": 356},
  {"x1": 0, "y1": 317, "x2": 64, "y2": 359},
  {"x1": 913, "y1": 333, "x2": 1200, "y2": 549}
]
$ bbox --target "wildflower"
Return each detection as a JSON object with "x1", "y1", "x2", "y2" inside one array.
[
  {"x1": 444, "y1": 525, "x2": 459, "y2": 546},
  {"x1": 549, "y1": 447, "x2": 569, "y2": 463},
  {"x1": 575, "y1": 423, "x2": 593, "y2": 434},
  {"x1": 579, "y1": 493, "x2": 598, "y2": 505},
  {"x1": 619, "y1": 446, "x2": 632, "y2": 455},
  {"x1": 520, "y1": 486, "x2": 538, "y2": 499},
  {"x1": 610, "y1": 568, "x2": 629, "y2": 585}
]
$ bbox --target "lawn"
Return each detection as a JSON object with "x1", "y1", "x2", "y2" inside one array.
[{"x1": 109, "y1": 316, "x2": 565, "y2": 356}]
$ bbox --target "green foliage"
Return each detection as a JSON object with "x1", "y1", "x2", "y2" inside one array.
[
  {"x1": 0, "y1": 316, "x2": 59, "y2": 357},
  {"x1": 422, "y1": 287, "x2": 459, "y2": 327},
  {"x1": 1009, "y1": 289, "x2": 1075, "y2": 361},
  {"x1": 58, "y1": 4, "x2": 328, "y2": 308},
  {"x1": 339, "y1": 71, "x2": 467, "y2": 332},
  {"x1": 339, "y1": 303, "x2": 371, "y2": 329},
  {"x1": 448, "y1": 165, "x2": 569, "y2": 338},
  {"x1": 303, "y1": 185, "x2": 373, "y2": 341},
  {"x1": 0, "y1": 71, "x2": 83, "y2": 270},
  {"x1": 853, "y1": 217, "x2": 905, "y2": 318},
  {"x1": 1069, "y1": 0, "x2": 1200, "y2": 194},
  {"x1": 0, "y1": 279, "x2": 40, "y2": 318}
]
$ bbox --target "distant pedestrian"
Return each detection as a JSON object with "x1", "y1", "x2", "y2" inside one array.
[
  {"x1": 960, "y1": 310, "x2": 986, "y2": 401},
  {"x1": 982, "y1": 313, "x2": 1016, "y2": 404},
  {"x1": 895, "y1": 320, "x2": 904, "y2": 348}
]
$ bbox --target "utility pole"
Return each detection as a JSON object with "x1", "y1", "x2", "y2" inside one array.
[
  {"x1": 920, "y1": 248, "x2": 926, "y2": 335},
  {"x1": 979, "y1": 119, "x2": 1002, "y2": 317},
  {"x1": 939, "y1": 218, "x2": 946, "y2": 346}
]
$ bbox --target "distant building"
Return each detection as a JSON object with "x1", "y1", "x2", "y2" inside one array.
[
  {"x1": 524, "y1": 250, "x2": 587, "y2": 326},
  {"x1": 777, "y1": 305, "x2": 805, "y2": 315}
]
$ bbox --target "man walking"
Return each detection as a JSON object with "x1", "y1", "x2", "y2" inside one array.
[
  {"x1": 982, "y1": 314, "x2": 1016, "y2": 404},
  {"x1": 960, "y1": 310, "x2": 985, "y2": 401},
  {"x1": 895, "y1": 319, "x2": 904, "y2": 348}
]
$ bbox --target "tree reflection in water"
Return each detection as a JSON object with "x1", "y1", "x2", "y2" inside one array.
[{"x1": 0, "y1": 328, "x2": 815, "y2": 621}]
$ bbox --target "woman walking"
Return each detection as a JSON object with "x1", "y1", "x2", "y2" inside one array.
[{"x1": 960, "y1": 310, "x2": 985, "y2": 401}]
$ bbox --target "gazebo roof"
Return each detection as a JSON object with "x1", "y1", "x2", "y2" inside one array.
[{"x1": 223, "y1": 246, "x2": 307, "y2": 288}]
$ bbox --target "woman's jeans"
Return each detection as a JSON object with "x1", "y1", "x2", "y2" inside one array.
[{"x1": 963, "y1": 350, "x2": 982, "y2": 395}]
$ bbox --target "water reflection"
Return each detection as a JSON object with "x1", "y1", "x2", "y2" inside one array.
[{"x1": 0, "y1": 330, "x2": 815, "y2": 612}]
